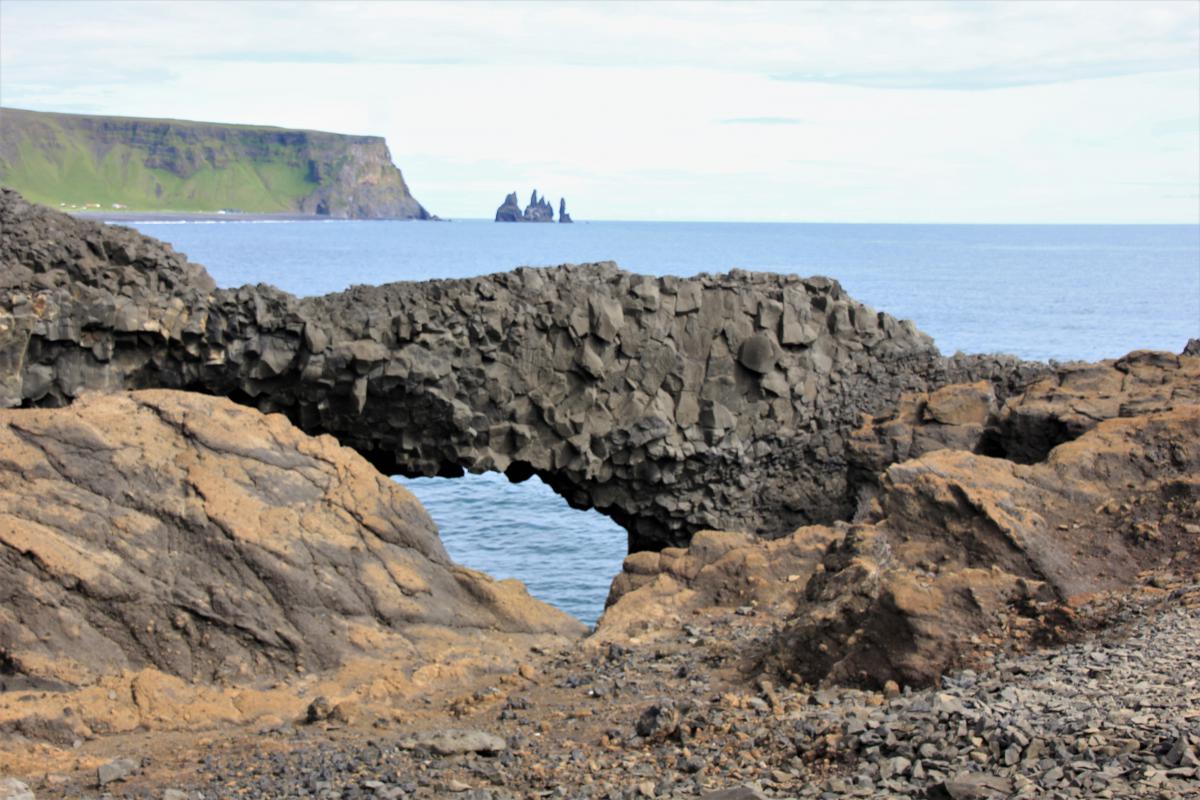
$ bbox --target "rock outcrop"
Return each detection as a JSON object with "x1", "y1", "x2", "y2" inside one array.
[
  {"x1": 494, "y1": 189, "x2": 570, "y2": 223},
  {"x1": 0, "y1": 390, "x2": 583, "y2": 741},
  {"x1": 598, "y1": 349, "x2": 1200, "y2": 688},
  {"x1": 0, "y1": 189, "x2": 1049, "y2": 550},
  {"x1": 494, "y1": 191, "x2": 522, "y2": 222},
  {"x1": 0, "y1": 390, "x2": 583, "y2": 690},
  {"x1": 524, "y1": 190, "x2": 554, "y2": 222},
  {"x1": 0, "y1": 107, "x2": 432, "y2": 219}
]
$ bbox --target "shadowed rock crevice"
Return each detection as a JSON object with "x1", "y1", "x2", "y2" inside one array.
[{"x1": 1, "y1": 188, "x2": 1049, "y2": 550}]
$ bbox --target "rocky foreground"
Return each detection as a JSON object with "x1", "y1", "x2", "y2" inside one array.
[{"x1": 0, "y1": 193, "x2": 1197, "y2": 798}]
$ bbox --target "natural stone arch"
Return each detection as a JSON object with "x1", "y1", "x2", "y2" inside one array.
[{"x1": 1, "y1": 189, "x2": 1046, "y2": 550}]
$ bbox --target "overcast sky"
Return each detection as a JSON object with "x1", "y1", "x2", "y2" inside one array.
[{"x1": 1, "y1": 0, "x2": 1197, "y2": 222}]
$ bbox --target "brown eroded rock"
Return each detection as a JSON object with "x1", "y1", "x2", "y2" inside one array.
[
  {"x1": 848, "y1": 380, "x2": 997, "y2": 499},
  {"x1": 0, "y1": 390, "x2": 583, "y2": 738},
  {"x1": 849, "y1": 349, "x2": 1199, "y2": 507},
  {"x1": 777, "y1": 401, "x2": 1200, "y2": 688},
  {"x1": 599, "y1": 350, "x2": 1200, "y2": 688},
  {"x1": 988, "y1": 349, "x2": 1200, "y2": 462},
  {"x1": 597, "y1": 526, "x2": 841, "y2": 641}
]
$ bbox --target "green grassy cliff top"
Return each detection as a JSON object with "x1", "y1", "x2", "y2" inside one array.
[{"x1": 0, "y1": 107, "x2": 430, "y2": 219}]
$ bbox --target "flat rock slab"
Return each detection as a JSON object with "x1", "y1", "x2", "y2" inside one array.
[
  {"x1": 97, "y1": 757, "x2": 141, "y2": 786},
  {"x1": 0, "y1": 778, "x2": 35, "y2": 800},
  {"x1": 396, "y1": 729, "x2": 507, "y2": 756},
  {"x1": 700, "y1": 787, "x2": 769, "y2": 800}
]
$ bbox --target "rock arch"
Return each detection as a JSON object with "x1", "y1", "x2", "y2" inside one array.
[{"x1": 1, "y1": 189, "x2": 1045, "y2": 550}]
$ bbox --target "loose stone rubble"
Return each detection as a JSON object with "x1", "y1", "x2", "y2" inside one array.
[{"x1": 25, "y1": 584, "x2": 1194, "y2": 798}]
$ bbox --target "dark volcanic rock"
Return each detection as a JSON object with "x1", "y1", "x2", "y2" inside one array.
[
  {"x1": 0, "y1": 189, "x2": 1047, "y2": 549},
  {"x1": 523, "y1": 189, "x2": 554, "y2": 222},
  {"x1": 494, "y1": 189, "x2": 559, "y2": 223},
  {"x1": 559, "y1": 197, "x2": 573, "y2": 223},
  {"x1": 494, "y1": 191, "x2": 522, "y2": 222}
]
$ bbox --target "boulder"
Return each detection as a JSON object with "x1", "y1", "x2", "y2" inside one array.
[{"x1": 0, "y1": 390, "x2": 583, "y2": 698}]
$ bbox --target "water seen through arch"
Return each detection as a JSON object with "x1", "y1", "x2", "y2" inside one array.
[{"x1": 395, "y1": 473, "x2": 626, "y2": 624}]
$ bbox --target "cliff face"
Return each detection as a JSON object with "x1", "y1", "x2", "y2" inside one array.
[{"x1": 0, "y1": 107, "x2": 431, "y2": 219}]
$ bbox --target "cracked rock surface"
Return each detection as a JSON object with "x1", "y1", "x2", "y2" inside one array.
[{"x1": 0, "y1": 390, "x2": 583, "y2": 693}]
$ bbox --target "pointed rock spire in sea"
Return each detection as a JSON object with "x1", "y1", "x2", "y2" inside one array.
[{"x1": 494, "y1": 189, "x2": 574, "y2": 222}]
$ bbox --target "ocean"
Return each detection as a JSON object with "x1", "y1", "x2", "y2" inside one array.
[{"x1": 114, "y1": 217, "x2": 1200, "y2": 623}]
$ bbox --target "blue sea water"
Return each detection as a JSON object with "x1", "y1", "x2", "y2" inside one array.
[{"x1": 117, "y1": 217, "x2": 1200, "y2": 623}]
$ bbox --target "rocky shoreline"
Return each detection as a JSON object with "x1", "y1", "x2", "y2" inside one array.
[{"x1": 0, "y1": 190, "x2": 1197, "y2": 799}]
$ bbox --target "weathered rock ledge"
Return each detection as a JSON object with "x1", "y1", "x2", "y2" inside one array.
[{"x1": 0, "y1": 189, "x2": 1047, "y2": 550}]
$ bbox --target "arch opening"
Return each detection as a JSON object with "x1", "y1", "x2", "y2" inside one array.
[{"x1": 394, "y1": 471, "x2": 628, "y2": 625}]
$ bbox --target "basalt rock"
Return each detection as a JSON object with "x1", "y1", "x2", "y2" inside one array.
[
  {"x1": 494, "y1": 192, "x2": 522, "y2": 222},
  {"x1": 0, "y1": 189, "x2": 1048, "y2": 550},
  {"x1": 523, "y1": 190, "x2": 554, "y2": 222},
  {"x1": 495, "y1": 190, "x2": 568, "y2": 223}
]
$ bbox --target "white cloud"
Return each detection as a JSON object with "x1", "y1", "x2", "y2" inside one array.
[{"x1": 1, "y1": 0, "x2": 1197, "y2": 221}]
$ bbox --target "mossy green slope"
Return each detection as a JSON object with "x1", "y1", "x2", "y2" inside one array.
[{"x1": 0, "y1": 107, "x2": 430, "y2": 219}]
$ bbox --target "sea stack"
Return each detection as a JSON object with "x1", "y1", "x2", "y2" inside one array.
[
  {"x1": 494, "y1": 191, "x2": 522, "y2": 221},
  {"x1": 559, "y1": 198, "x2": 573, "y2": 223},
  {"x1": 494, "y1": 189, "x2": 566, "y2": 222},
  {"x1": 523, "y1": 190, "x2": 554, "y2": 222}
]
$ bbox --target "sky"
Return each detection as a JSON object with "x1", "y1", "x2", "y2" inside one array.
[{"x1": 1, "y1": 0, "x2": 1198, "y2": 223}]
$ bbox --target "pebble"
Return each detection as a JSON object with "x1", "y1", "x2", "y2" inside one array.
[{"x1": 96, "y1": 756, "x2": 140, "y2": 787}]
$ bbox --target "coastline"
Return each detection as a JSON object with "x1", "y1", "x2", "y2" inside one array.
[{"x1": 71, "y1": 211, "x2": 445, "y2": 223}]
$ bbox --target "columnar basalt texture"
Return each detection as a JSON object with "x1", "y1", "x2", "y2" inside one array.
[{"x1": 0, "y1": 190, "x2": 1048, "y2": 549}]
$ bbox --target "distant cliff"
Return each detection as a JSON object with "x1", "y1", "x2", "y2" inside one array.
[
  {"x1": 0, "y1": 107, "x2": 432, "y2": 219},
  {"x1": 495, "y1": 189, "x2": 572, "y2": 222}
]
